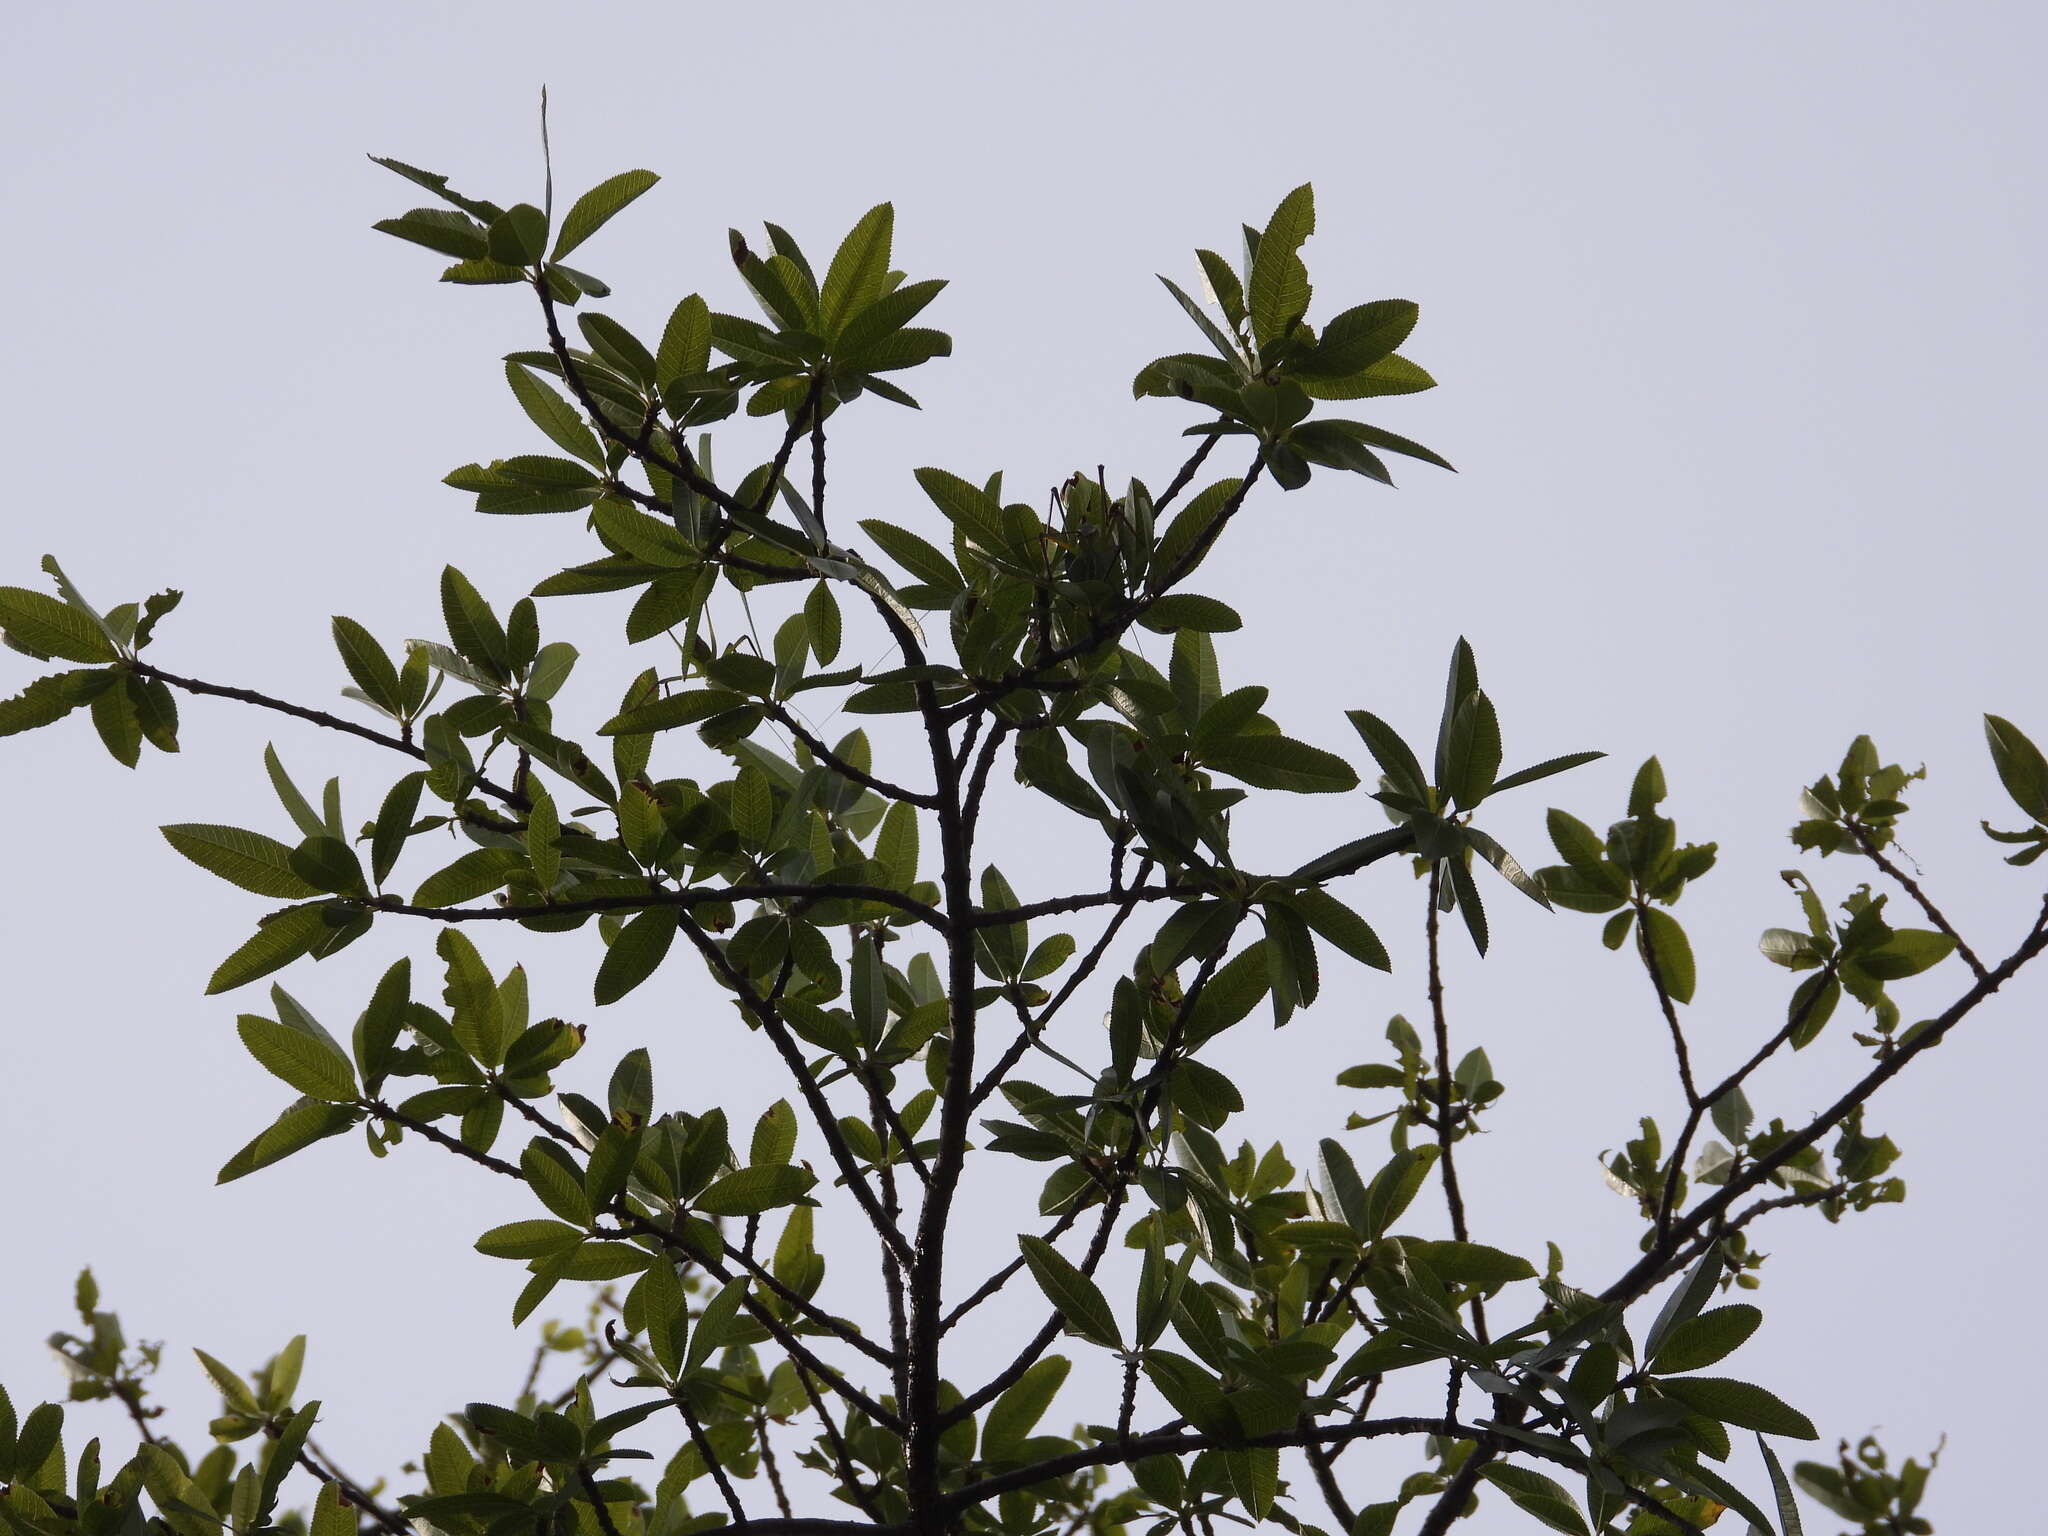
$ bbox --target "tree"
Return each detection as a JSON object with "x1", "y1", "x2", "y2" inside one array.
[{"x1": 1, "y1": 134, "x2": 2038, "y2": 1536}]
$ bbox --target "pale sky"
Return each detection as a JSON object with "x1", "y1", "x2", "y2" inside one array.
[{"x1": 3, "y1": 3, "x2": 2044, "y2": 1531}]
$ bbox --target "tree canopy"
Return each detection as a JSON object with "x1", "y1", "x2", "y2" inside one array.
[{"x1": 2, "y1": 134, "x2": 2036, "y2": 1536}]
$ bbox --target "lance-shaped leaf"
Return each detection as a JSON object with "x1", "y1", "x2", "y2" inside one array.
[
  {"x1": 238, "y1": 1015, "x2": 358, "y2": 1102},
  {"x1": 217, "y1": 1098, "x2": 359, "y2": 1183},
  {"x1": 1203, "y1": 734, "x2": 1358, "y2": 794},
  {"x1": 1656, "y1": 1376, "x2": 1817, "y2": 1440},
  {"x1": 695, "y1": 1163, "x2": 816, "y2": 1217},
  {"x1": 163, "y1": 825, "x2": 320, "y2": 900},
  {"x1": 0, "y1": 667, "x2": 113, "y2": 737},
  {"x1": 207, "y1": 905, "x2": 332, "y2": 994},
  {"x1": 1018, "y1": 1235, "x2": 1122, "y2": 1350},
  {"x1": 820, "y1": 202, "x2": 895, "y2": 335},
  {"x1": 0, "y1": 585, "x2": 119, "y2": 663},
  {"x1": 551, "y1": 170, "x2": 659, "y2": 261},
  {"x1": 1248, "y1": 183, "x2": 1314, "y2": 347},
  {"x1": 1345, "y1": 710, "x2": 1428, "y2": 801}
]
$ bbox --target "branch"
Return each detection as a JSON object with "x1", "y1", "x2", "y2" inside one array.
[
  {"x1": 1424, "y1": 866, "x2": 1486, "y2": 1347},
  {"x1": 943, "y1": 1183, "x2": 1127, "y2": 1426},
  {"x1": 1150, "y1": 428, "x2": 1223, "y2": 515},
  {"x1": 132, "y1": 661, "x2": 527, "y2": 809},
  {"x1": 761, "y1": 697, "x2": 939, "y2": 806},
  {"x1": 943, "y1": 1417, "x2": 1486, "y2": 1513},
  {"x1": 1654, "y1": 955, "x2": 1841, "y2": 1240},
  {"x1": 1606, "y1": 893, "x2": 2048, "y2": 1312},
  {"x1": 676, "y1": 914, "x2": 916, "y2": 1267},
  {"x1": 364, "y1": 1100, "x2": 903, "y2": 1430},
  {"x1": 792, "y1": 1365, "x2": 889, "y2": 1526},
  {"x1": 969, "y1": 858, "x2": 1158, "y2": 1112},
  {"x1": 1302, "y1": 1440, "x2": 1357, "y2": 1534},
  {"x1": 372, "y1": 880, "x2": 949, "y2": 933},
  {"x1": 670, "y1": 1393, "x2": 749, "y2": 1528},
  {"x1": 754, "y1": 1411, "x2": 794, "y2": 1521},
  {"x1": 1628, "y1": 899, "x2": 1703, "y2": 1114},
  {"x1": 1850, "y1": 821, "x2": 1990, "y2": 981},
  {"x1": 295, "y1": 1443, "x2": 410, "y2": 1536},
  {"x1": 976, "y1": 832, "x2": 1413, "y2": 928}
]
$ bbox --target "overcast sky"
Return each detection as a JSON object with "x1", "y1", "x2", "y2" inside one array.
[{"x1": 3, "y1": 3, "x2": 2044, "y2": 1531}]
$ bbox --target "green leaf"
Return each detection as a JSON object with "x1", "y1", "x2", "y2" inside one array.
[
  {"x1": 551, "y1": 170, "x2": 659, "y2": 260},
  {"x1": 594, "y1": 909, "x2": 676, "y2": 1005},
  {"x1": 90, "y1": 676, "x2": 142, "y2": 765},
  {"x1": 207, "y1": 905, "x2": 330, "y2": 994},
  {"x1": 1248, "y1": 184, "x2": 1314, "y2": 347},
  {"x1": 875, "y1": 799, "x2": 920, "y2": 887},
  {"x1": 1643, "y1": 1249, "x2": 1723, "y2": 1362},
  {"x1": 1362, "y1": 1146, "x2": 1439, "y2": 1240},
  {"x1": 657, "y1": 294, "x2": 712, "y2": 383},
  {"x1": 1757, "y1": 1437, "x2": 1805, "y2": 1536},
  {"x1": 506, "y1": 363, "x2": 603, "y2": 468},
  {"x1": 1345, "y1": 710, "x2": 1428, "y2": 800},
  {"x1": 1185, "y1": 941, "x2": 1271, "y2": 1045},
  {"x1": 412, "y1": 849, "x2": 523, "y2": 907},
  {"x1": 1637, "y1": 907, "x2": 1697, "y2": 1004},
  {"x1": 0, "y1": 585, "x2": 117, "y2": 663},
  {"x1": 805, "y1": 582, "x2": 842, "y2": 664},
  {"x1": 1628, "y1": 756, "x2": 1667, "y2": 817},
  {"x1": 216, "y1": 1098, "x2": 358, "y2": 1183},
  {"x1": 1298, "y1": 299, "x2": 1417, "y2": 379},
  {"x1": 309, "y1": 1482, "x2": 355, "y2": 1536},
  {"x1": 289, "y1": 835, "x2": 367, "y2": 898},
  {"x1": 913, "y1": 467, "x2": 1008, "y2": 554},
  {"x1": 859, "y1": 518, "x2": 962, "y2": 590},
  {"x1": 696, "y1": 1163, "x2": 816, "y2": 1217},
  {"x1": 371, "y1": 772, "x2": 424, "y2": 886},
  {"x1": 331, "y1": 618, "x2": 403, "y2": 714},
  {"x1": 442, "y1": 257, "x2": 531, "y2": 286},
  {"x1": 1302, "y1": 354, "x2": 1437, "y2": 399},
  {"x1": 474, "y1": 1219, "x2": 584, "y2": 1260},
  {"x1": 1861, "y1": 927, "x2": 1955, "y2": 980},
  {"x1": 1408, "y1": 1240, "x2": 1536, "y2": 1289},
  {"x1": 1545, "y1": 808, "x2": 1615, "y2": 882},
  {"x1": 1440, "y1": 691, "x2": 1501, "y2": 810},
  {"x1": 750, "y1": 1100, "x2": 798, "y2": 1166},
  {"x1": 1153, "y1": 476, "x2": 1243, "y2": 585},
  {"x1": 1657, "y1": 1376, "x2": 1816, "y2": 1440},
  {"x1": 1490, "y1": 751, "x2": 1605, "y2": 796},
  {"x1": 1651, "y1": 1305, "x2": 1761, "y2": 1374},
  {"x1": 1018, "y1": 1235, "x2": 1122, "y2": 1349},
  {"x1": 1284, "y1": 888, "x2": 1390, "y2": 971},
  {"x1": 162, "y1": 824, "x2": 320, "y2": 900},
  {"x1": 1203, "y1": 735, "x2": 1358, "y2": 794},
  {"x1": 1478, "y1": 1465, "x2": 1590, "y2": 1536},
  {"x1": 441, "y1": 567, "x2": 509, "y2": 678},
  {"x1": 0, "y1": 667, "x2": 110, "y2": 737},
  {"x1": 1986, "y1": 715, "x2": 2048, "y2": 823},
  {"x1": 820, "y1": 203, "x2": 895, "y2": 335},
  {"x1": 238, "y1": 1016, "x2": 357, "y2": 1101},
  {"x1": 1139, "y1": 594, "x2": 1243, "y2": 633},
  {"x1": 599, "y1": 689, "x2": 744, "y2": 735},
  {"x1": 372, "y1": 208, "x2": 488, "y2": 259},
  {"x1": 1465, "y1": 828, "x2": 1551, "y2": 909},
  {"x1": 686, "y1": 1279, "x2": 748, "y2": 1374},
  {"x1": 983, "y1": 1356, "x2": 1069, "y2": 1462},
  {"x1": 1142, "y1": 1351, "x2": 1232, "y2": 1436},
  {"x1": 487, "y1": 204, "x2": 548, "y2": 266}
]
